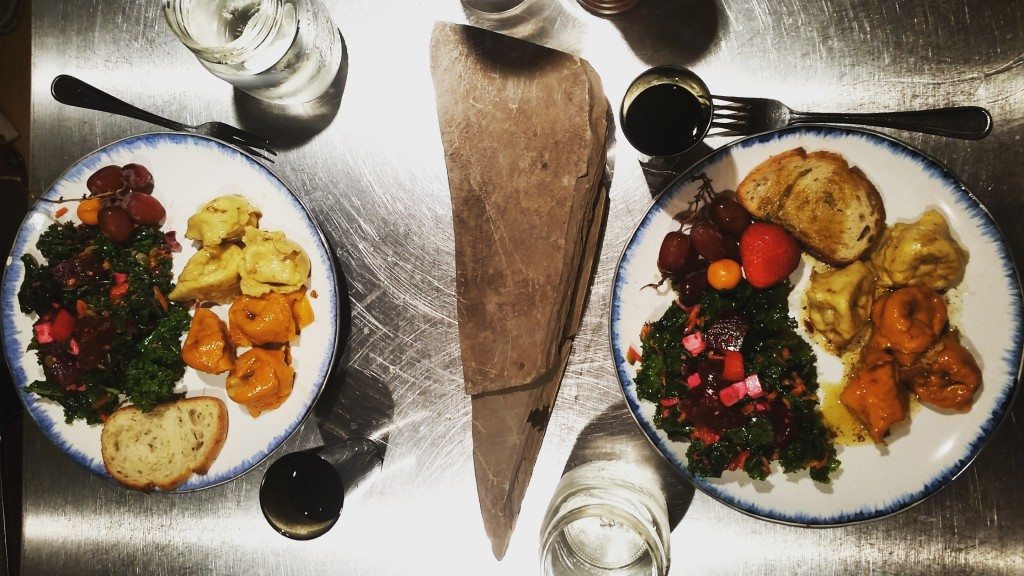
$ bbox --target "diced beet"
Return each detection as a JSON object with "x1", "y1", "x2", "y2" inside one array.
[
  {"x1": 685, "y1": 372, "x2": 702, "y2": 389},
  {"x1": 40, "y1": 345, "x2": 82, "y2": 391},
  {"x1": 703, "y1": 310, "x2": 750, "y2": 352},
  {"x1": 744, "y1": 374, "x2": 764, "y2": 398},
  {"x1": 697, "y1": 357, "x2": 726, "y2": 390},
  {"x1": 770, "y1": 403, "x2": 796, "y2": 448},
  {"x1": 682, "y1": 332, "x2": 706, "y2": 355},
  {"x1": 49, "y1": 252, "x2": 104, "y2": 288},
  {"x1": 32, "y1": 306, "x2": 69, "y2": 343},
  {"x1": 34, "y1": 322, "x2": 55, "y2": 344},
  {"x1": 164, "y1": 231, "x2": 182, "y2": 252},
  {"x1": 719, "y1": 381, "x2": 748, "y2": 407},
  {"x1": 74, "y1": 314, "x2": 116, "y2": 371},
  {"x1": 683, "y1": 395, "x2": 748, "y2": 433}
]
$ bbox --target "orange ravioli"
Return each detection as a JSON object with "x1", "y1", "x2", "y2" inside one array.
[
  {"x1": 226, "y1": 347, "x2": 295, "y2": 417},
  {"x1": 228, "y1": 292, "x2": 297, "y2": 347},
  {"x1": 871, "y1": 287, "x2": 947, "y2": 366},
  {"x1": 182, "y1": 308, "x2": 235, "y2": 374},
  {"x1": 840, "y1": 361, "x2": 908, "y2": 444},
  {"x1": 903, "y1": 332, "x2": 982, "y2": 411},
  {"x1": 284, "y1": 288, "x2": 315, "y2": 331}
]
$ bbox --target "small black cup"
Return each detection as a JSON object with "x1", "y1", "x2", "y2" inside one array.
[
  {"x1": 259, "y1": 437, "x2": 383, "y2": 540},
  {"x1": 620, "y1": 65, "x2": 714, "y2": 159}
]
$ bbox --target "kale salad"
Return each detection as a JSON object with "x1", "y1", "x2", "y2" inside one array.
[
  {"x1": 629, "y1": 175, "x2": 839, "y2": 483},
  {"x1": 17, "y1": 164, "x2": 189, "y2": 424},
  {"x1": 634, "y1": 281, "x2": 839, "y2": 483}
]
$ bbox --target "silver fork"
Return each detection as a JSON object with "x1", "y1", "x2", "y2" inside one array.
[
  {"x1": 50, "y1": 74, "x2": 278, "y2": 161},
  {"x1": 710, "y1": 95, "x2": 992, "y2": 140}
]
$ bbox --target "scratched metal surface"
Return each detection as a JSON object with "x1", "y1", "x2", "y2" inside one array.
[{"x1": 18, "y1": 0, "x2": 1024, "y2": 574}]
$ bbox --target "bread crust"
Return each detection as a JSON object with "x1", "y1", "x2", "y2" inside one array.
[
  {"x1": 736, "y1": 147, "x2": 807, "y2": 219},
  {"x1": 101, "y1": 396, "x2": 229, "y2": 492},
  {"x1": 737, "y1": 148, "x2": 885, "y2": 265}
]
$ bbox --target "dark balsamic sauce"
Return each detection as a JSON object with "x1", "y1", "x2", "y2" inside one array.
[
  {"x1": 622, "y1": 82, "x2": 712, "y2": 157},
  {"x1": 260, "y1": 452, "x2": 345, "y2": 540}
]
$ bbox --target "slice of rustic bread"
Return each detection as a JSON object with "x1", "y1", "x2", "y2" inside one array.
[
  {"x1": 737, "y1": 148, "x2": 885, "y2": 265},
  {"x1": 735, "y1": 147, "x2": 810, "y2": 219},
  {"x1": 776, "y1": 151, "x2": 885, "y2": 264},
  {"x1": 101, "y1": 396, "x2": 229, "y2": 492}
]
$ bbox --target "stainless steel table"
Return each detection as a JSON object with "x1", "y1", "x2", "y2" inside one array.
[{"x1": 18, "y1": 0, "x2": 1024, "y2": 574}]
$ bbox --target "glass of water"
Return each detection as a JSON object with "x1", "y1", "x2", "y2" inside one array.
[
  {"x1": 461, "y1": 0, "x2": 531, "y2": 13},
  {"x1": 540, "y1": 460, "x2": 670, "y2": 576},
  {"x1": 164, "y1": 0, "x2": 343, "y2": 104}
]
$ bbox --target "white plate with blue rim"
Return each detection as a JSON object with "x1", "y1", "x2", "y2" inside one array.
[
  {"x1": 1, "y1": 132, "x2": 340, "y2": 492},
  {"x1": 610, "y1": 125, "x2": 1023, "y2": 525}
]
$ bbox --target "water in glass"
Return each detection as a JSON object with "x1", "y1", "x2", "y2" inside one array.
[
  {"x1": 540, "y1": 460, "x2": 670, "y2": 576},
  {"x1": 165, "y1": 0, "x2": 343, "y2": 104}
]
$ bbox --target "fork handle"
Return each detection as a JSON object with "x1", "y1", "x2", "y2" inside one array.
[
  {"x1": 788, "y1": 106, "x2": 992, "y2": 140},
  {"x1": 51, "y1": 75, "x2": 190, "y2": 133}
]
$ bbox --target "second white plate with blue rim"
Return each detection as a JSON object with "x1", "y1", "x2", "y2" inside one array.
[
  {"x1": 611, "y1": 125, "x2": 1022, "y2": 525},
  {"x1": 1, "y1": 132, "x2": 340, "y2": 491}
]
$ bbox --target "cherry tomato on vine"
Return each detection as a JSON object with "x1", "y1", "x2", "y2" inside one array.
[{"x1": 707, "y1": 259, "x2": 742, "y2": 290}]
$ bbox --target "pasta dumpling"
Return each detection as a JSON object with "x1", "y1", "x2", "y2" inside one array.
[
  {"x1": 168, "y1": 244, "x2": 244, "y2": 303},
  {"x1": 870, "y1": 210, "x2": 967, "y2": 291},
  {"x1": 226, "y1": 347, "x2": 294, "y2": 417},
  {"x1": 805, "y1": 261, "x2": 876, "y2": 352},
  {"x1": 239, "y1": 226, "x2": 311, "y2": 296},
  {"x1": 184, "y1": 194, "x2": 261, "y2": 246}
]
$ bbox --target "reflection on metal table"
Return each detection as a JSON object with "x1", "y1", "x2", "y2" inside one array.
[{"x1": 16, "y1": 0, "x2": 1024, "y2": 574}]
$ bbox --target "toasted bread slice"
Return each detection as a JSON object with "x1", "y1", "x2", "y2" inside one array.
[
  {"x1": 735, "y1": 147, "x2": 810, "y2": 219},
  {"x1": 101, "y1": 396, "x2": 229, "y2": 492},
  {"x1": 775, "y1": 151, "x2": 885, "y2": 264},
  {"x1": 737, "y1": 148, "x2": 885, "y2": 265}
]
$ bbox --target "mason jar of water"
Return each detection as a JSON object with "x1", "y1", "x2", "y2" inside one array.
[
  {"x1": 539, "y1": 460, "x2": 670, "y2": 576},
  {"x1": 164, "y1": 0, "x2": 343, "y2": 104}
]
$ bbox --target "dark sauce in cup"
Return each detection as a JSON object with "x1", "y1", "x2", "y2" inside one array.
[
  {"x1": 260, "y1": 451, "x2": 345, "y2": 540},
  {"x1": 623, "y1": 84, "x2": 712, "y2": 156},
  {"x1": 620, "y1": 66, "x2": 714, "y2": 157}
]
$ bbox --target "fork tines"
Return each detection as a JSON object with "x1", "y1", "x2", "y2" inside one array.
[
  {"x1": 223, "y1": 126, "x2": 276, "y2": 151},
  {"x1": 709, "y1": 95, "x2": 753, "y2": 136},
  {"x1": 213, "y1": 126, "x2": 277, "y2": 155},
  {"x1": 712, "y1": 95, "x2": 758, "y2": 105},
  {"x1": 228, "y1": 135, "x2": 278, "y2": 157},
  {"x1": 235, "y1": 144, "x2": 275, "y2": 163}
]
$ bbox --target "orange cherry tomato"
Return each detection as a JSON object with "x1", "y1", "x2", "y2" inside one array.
[
  {"x1": 77, "y1": 197, "x2": 103, "y2": 225},
  {"x1": 707, "y1": 259, "x2": 742, "y2": 290}
]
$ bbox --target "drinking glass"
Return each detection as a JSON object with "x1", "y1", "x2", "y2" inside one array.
[
  {"x1": 539, "y1": 460, "x2": 670, "y2": 576},
  {"x1": 164, "y1": 0, "x2": 344, "y2": 104},
  {"x1": 460, "y1": 0, "x2": 554, "y2": 38},
  {"x1": 577, "y1": 0, "x2": 642, "y2": 16},
  {"x1": 259, "y1": 437, "x2": 383, "y2": 540},
  {"x1": 461, "y1": 0, "x2": 532, "y2": 15}
]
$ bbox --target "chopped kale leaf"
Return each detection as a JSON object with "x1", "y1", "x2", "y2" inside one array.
[
  {"x1": 19, "y1": 220, "x2": 188, "y2": 423},
  {"x1": 635, "y1": 277, "x2": 839, "y2": 483}
]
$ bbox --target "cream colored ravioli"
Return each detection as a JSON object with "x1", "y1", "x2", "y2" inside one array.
[
  {"x1": 870, "y1": 210, "x2": 968, "y2": 291},
  {"x1": 184, "y1": 194, "x2": 262, "y2": 246},
  {"x1": 168, "y1": 244, "x2": 244, "y2": 303},
  {"x1": 239, "y1": 226, "x2": 311, "y2": 296},
  {"x1": 805, "y1": 260, "x2": 876, "y2": 352}
]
